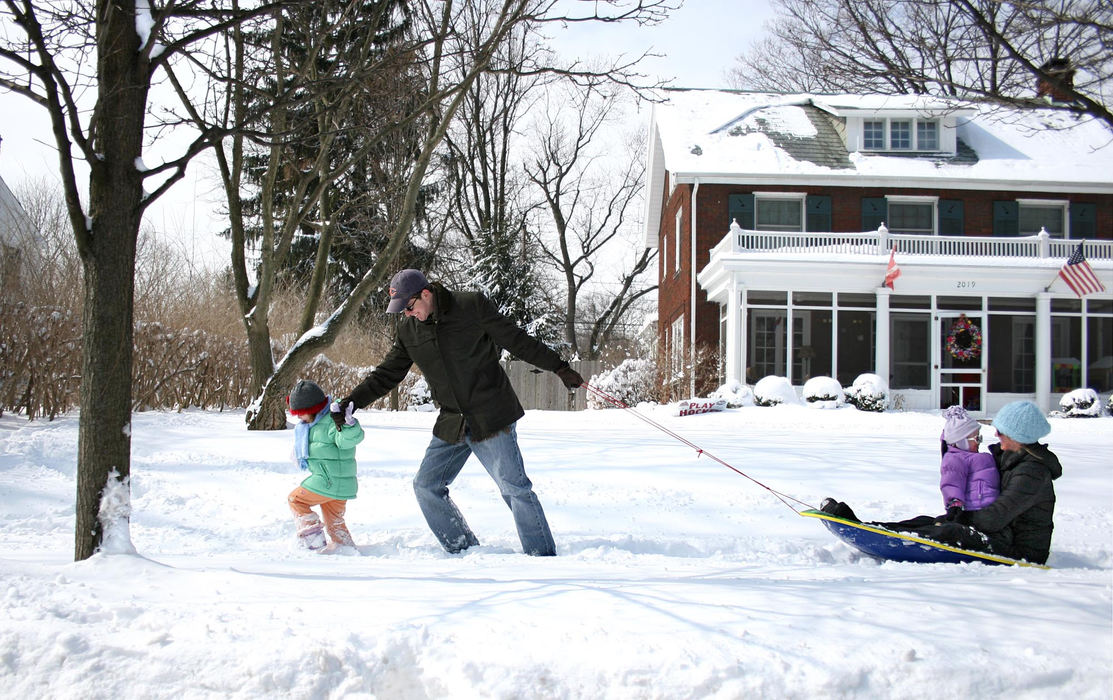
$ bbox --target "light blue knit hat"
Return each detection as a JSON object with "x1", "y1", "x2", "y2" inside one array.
[{"x1": 993, "y1": 401, "x2": 1051, "y2": 444}]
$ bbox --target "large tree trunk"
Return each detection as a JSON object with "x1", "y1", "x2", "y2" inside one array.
[
  {"x1": 74, "y1": 0, "x2": 149, "y2": 561},
  {"x1": 245, "y1": 321, "x2": 287, "y2": 431}
]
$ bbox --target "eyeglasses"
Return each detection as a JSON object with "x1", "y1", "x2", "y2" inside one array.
[
  {"x1": 969, "y1": 434, "x2": 983, "y2": 444},
  {"x1": 405, "y1": 294, "x2": 420, "y2": 312}
]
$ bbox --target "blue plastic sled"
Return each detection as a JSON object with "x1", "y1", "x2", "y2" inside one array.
[{"x1": 801, "y1": 509, "x2": 1049, "y2": 569}]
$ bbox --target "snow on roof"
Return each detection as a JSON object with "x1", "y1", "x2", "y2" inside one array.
[
  {"x1": 651, "y1": 89, "x2": 1113, "y2": 188},
  {"x1": 645, "y1": 89, "x2": 1113, "y2": 247}
]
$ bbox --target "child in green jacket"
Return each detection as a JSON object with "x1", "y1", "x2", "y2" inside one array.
[{"x1": 286, "y1": 380, "x2": 364, "y2": 553}]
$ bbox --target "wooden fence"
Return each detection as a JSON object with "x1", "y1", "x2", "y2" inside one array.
[{"x1": 503, "y1": 359, "x2": 604, "y2": 411}]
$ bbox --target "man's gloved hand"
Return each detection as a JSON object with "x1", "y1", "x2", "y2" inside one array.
[
  {"x1": 330, "y1": 398, "x2": 355, "y2": 430},
  {"x1": 555, "y1": 365, "x2": 584, "y2": 389}
]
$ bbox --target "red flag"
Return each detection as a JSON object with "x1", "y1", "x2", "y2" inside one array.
[
  {"x1": 1058, "y1": 242, "x2": 1106, "y2": 297},
  {"x1": 884, "y1": 245, "x2": 901, "y2": 290}
]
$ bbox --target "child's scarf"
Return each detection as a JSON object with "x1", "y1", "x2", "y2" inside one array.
[{"x1": 294, "y1": 403, "x2": 329, "y2": 471}]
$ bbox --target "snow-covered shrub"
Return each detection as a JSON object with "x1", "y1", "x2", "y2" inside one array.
[
  {"x1": 407, "y1": 376, "x2": 435, "y2": 411},
  {"x1": 753, "y1": 376, "x2": 798, "y2": 407},
  {"x1": 587, "y1": 359, "x2": 658, "y2": 409},
  {"x1": 803, "y1": 376, "x2": 844, "y2": 409},
  {"x1": 708, "y1": 380, "x2": 754, "y2": 408},
  {"x1": 1056, "y1": 388, "x2": 1102, "y2": 418},
  {"x1": 1107, "y1": 393, "x2": 1113, "y2": 416},
  {"x1": 845, "y1": 373, "x2": 889, "y2": 412}
]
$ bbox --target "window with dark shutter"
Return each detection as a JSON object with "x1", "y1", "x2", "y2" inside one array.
[
  {"x1": 861, "y1": 197, "x2": 887, "y2": 231},
  {"x1": 992, "y1": 201, "x2": 1019, "y2": 237}
]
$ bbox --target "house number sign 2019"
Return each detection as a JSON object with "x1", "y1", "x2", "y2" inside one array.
[{"x1": 955, "y1": 281, "x2": 976, "y2": 289}]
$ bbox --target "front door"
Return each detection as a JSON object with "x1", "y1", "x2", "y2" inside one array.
[{"x1": 936, "y1": 312, "x2": 987, "y2": 413}]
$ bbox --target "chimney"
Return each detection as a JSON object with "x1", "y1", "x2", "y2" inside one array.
[{"x1": 1036, "y1": 58, "x2": 1075, "y2": 103}]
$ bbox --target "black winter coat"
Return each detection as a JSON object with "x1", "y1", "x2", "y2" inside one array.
[
  {"x1": 348, "y1": 283, "x2": 567, "y2": 443},
  {"x1": 967, "y1": 442, "x2": 1062, "y2": 564}
]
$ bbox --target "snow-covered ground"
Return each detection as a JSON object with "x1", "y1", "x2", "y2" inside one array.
[{"x1": 1, "y1": 405, "x2": 1110, "y2": 698}]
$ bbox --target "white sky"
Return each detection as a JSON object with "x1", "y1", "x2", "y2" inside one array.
[
  {"x1": 0, "y1": 1, "x2": 775, "y2": 269},
  {"x1": 548, "y1": 0, "x2": 775, "y2": 89}
]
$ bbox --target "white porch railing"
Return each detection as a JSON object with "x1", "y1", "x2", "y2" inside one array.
[{"x1": 711, "y1": 221, "x2": 1113, "y2": 261}]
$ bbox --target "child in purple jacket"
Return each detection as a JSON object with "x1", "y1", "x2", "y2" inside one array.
[{"x1": 938, "y1": 405, "x2": 999, "y2": 521}]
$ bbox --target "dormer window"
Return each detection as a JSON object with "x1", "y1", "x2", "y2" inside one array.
[
  {"x1": 863, "y1": 120, "x2": 884, "y2": 149},
  {"x1": 917, "y1": 121, "x2": 939, "y2": 150},
  {"x1": 890, "y1": 120, "x2": 911, "y2": 149},
  {"x1": 861, "y1": 117, "x2": 942, "y2": 152}
]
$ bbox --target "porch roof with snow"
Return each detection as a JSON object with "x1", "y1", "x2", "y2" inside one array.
[{"x1": 644, "y1": 89, "x2": 1113, "y2": 246}]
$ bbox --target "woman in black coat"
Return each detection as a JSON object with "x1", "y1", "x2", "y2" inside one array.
[{"x1": 966, "y1": 401, "x2": 1062, "y2": 565}]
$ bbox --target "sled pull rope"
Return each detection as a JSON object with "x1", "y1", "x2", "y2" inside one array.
[{"x1": 582, "y1": 382, "x2": 811, "y2": 514}]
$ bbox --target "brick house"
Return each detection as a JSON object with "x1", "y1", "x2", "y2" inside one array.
[{"x1": 645, "y1": 90, "x2": 1113, "y2": 415}]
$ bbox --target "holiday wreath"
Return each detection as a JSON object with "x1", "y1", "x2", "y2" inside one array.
[{"x1": 946, "y1": 315, "x2": 982, "y2": 361}]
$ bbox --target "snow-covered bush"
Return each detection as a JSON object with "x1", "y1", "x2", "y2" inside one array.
[
  {"x1": 845, "y1": 373, "x2": 889, "y2": 412},
  {"x1": 1107, "y1": 393, "x2": 1113, "y2": 416},
  {"x1": 1056, "y1": 388, "x2": 1102, "y2": 418},
  {"x1": 708, "y1": 380, "x2": 754, "y2": 408},
  {"x1": 803, "y1": 376, "x2": 844, "y2": 409},
  {"x1": 753, "y1": 376, "x2": 798, "y2": 407},
  {"x1": 587, "y1": 359, "x2": 658, "y2": 409},
  {"x1": 407, "y1": 376, "x2": 435, "y2": 411}
]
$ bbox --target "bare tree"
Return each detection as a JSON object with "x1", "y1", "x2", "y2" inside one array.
[
  {"x1": 525, "y1": 83, "x2": 656, "y2": 359},
  {"x1": 210, "y1": 0, "x2": 677, "y2": 429},
  {"x1": 728, "y1": 0, "x2": 1112, "y2": 129},
  {"x1": 438, "y1": 21, "x2": 556, "y2": 341},
  {"x1": 0, "y1": 0, "x2": 284, "y2": 559},
  {"x1": 165, "y1": 0, "x2": 428, "y2": 429}
]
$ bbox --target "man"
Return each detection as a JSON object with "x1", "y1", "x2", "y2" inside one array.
[{"x1": 336, "y1": 269, "x2": 583, "y2": 556}]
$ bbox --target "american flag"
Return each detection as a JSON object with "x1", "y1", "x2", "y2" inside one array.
[{"x1": 1058, "y1": 242, "x2": 1107, "y2": 297}]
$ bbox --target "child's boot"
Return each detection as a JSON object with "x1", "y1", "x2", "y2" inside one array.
[{"x1": 295, "y1": 514, "x2": 327, "y2": 550}]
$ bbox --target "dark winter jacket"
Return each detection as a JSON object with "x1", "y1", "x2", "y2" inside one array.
[
  {"x1": 940, "y1": 446, "x2": 999, "y2": 510},
  {"x1": 347, "y1": 283, "x2": 568, "y2": 443},
  {"x1": 966, "y1": 442, "x2": 1062, "y2": 565}
]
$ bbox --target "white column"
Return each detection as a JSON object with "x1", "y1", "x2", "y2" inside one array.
[
  {"x1": 689, "y1": 180, "x2": 700, "y2": 398},
  {"x1": 875, "y1": 288, "x2": 891, "y2": 384},
  {"x1": 726, "y1": 279, "x2": 742, "y2": 384},
  {"x1": 740, "y1": 288, "x2": 749, "y2": 385},
  {"x1": 1035, "y1": 292, "x2": 1052, "y2": 412}
]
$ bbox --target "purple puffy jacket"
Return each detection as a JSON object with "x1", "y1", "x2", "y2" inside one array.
[{"x1": 940, "y1": 446, "x2": 1000, "y2": 510}]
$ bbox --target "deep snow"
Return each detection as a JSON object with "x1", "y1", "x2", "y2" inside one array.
[{"x1": 1, "y1": 404, "x2": 1110, "y2": 699}]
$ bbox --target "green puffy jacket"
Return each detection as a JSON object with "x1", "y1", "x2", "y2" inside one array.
[
  {"x1": 348, "y1": 283, "x2": 568, "y2": 443},
  {"x1": 299, "y1": 416, "x2": 364, "y2": 500}
]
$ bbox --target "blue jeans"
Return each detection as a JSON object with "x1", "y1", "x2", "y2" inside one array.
[{"x1": 413, "y1": 422, "x2": 556, "y2": 556}]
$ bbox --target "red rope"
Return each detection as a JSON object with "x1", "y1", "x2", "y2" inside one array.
[{"x1": 582, "y1": 382, "x2": 813, "y2": 514}]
